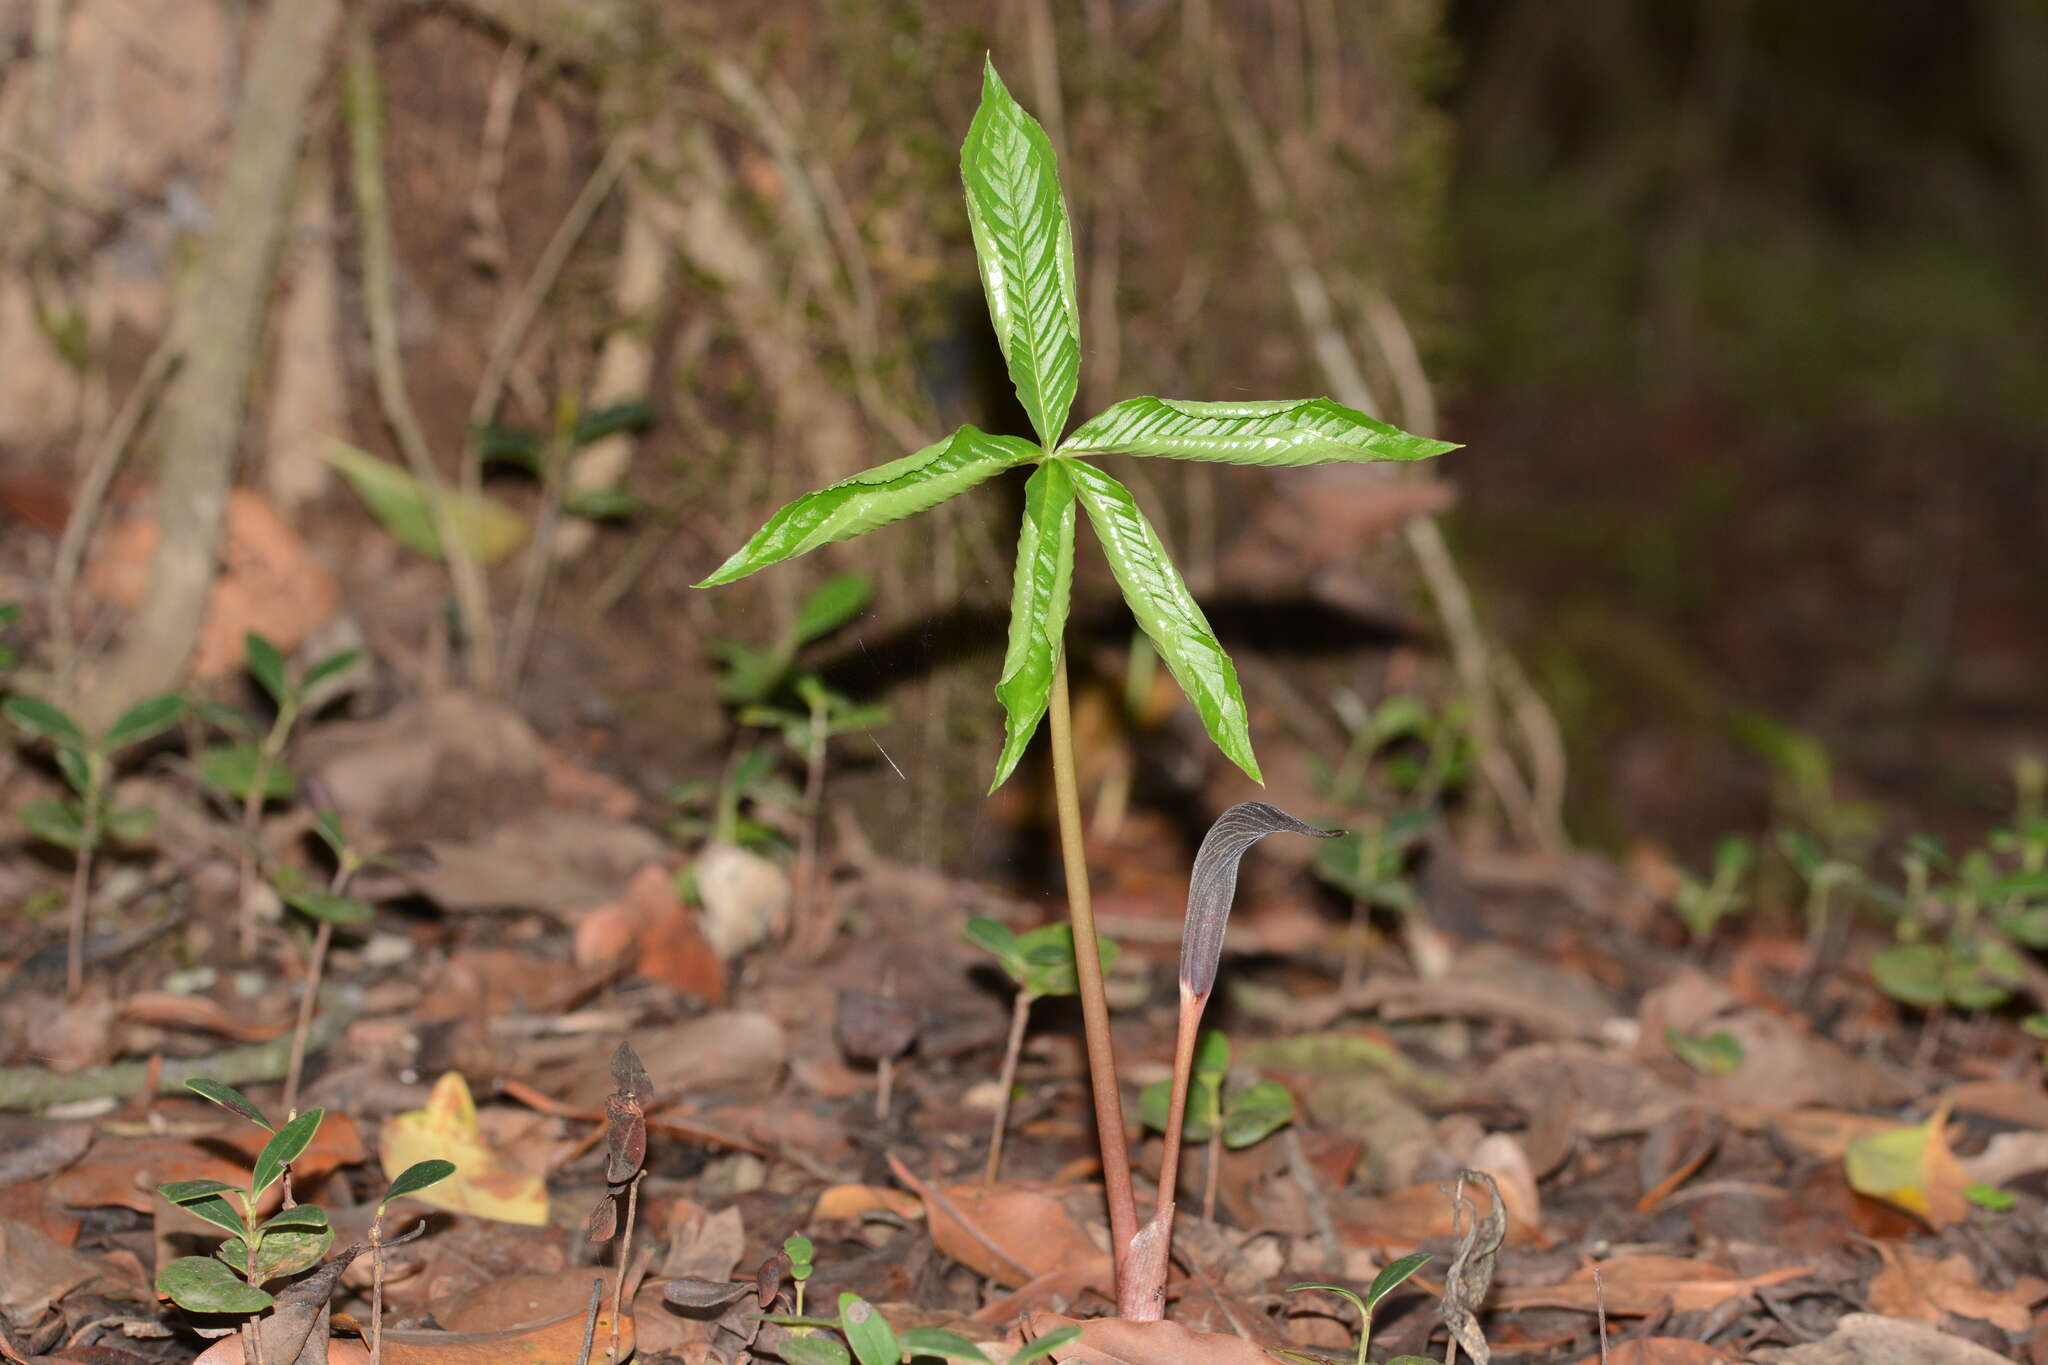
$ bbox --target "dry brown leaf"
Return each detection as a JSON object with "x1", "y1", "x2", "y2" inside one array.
[
  {"x1": 891, "y1": 1155, "x2": 1105, "y2": 1288},
  {"x1": 811, "y1": 1183, "x2": 924, "y2": 1222},
  {"x1": 0, "y1": 1219, "x2": 107, "y2": 1322},
  {"x1": 1724, "y1": 1106, "x2": 1899, "y2": 1160},
  {"x1": 1575, "y1": 1340, "x2": 1733, "y2": 1364},
  {"x1": 1867, "y1": 1243, "x2": 2048, "y2": 1334},
  {"x1": 1019, "y1": 1310, "x2": 1280, "y2": 1364},
  {"x1": 1768, "y1": 1312, "x2": 2016, "y2": 1364},
  {"x1": 121, "y1": 990, "x2": 289, "y2": 1043},
  {"x1": 1490, "y1": 1256, "x2": 1812, "y2": 1315}
]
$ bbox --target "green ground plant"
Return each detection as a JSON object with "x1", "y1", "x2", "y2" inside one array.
[
  {"x1": 1137, "y1": 1029, "x2": 1294, "y2": 1222},
  {"x1": 962, "y1": 917, "x2": 1119, "y2": 1182},
  {"x1": 276, "y1": 813, "x2": 380, "y2": 1115},
  {"x1": 4, "y1": 689, "x2": 185, "y2": 996},
  {"x1": 1670, "y1": 835, "x2": 1755, "y2": 944},
  {"x1": 202, "y1": 630, "x2": 361, "y2": 957},
  {"x1": 156, "y1": 1078, "x2": 452, "y2": 1363},
  {"x1": 1279, "y1": 1253, "x2": 1433, "y2": 1365},
  {"x1": 697, "y1": 57, "x2": 1449, "y2": 1318}
]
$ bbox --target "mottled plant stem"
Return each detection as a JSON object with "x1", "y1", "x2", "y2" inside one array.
[{"x1": 1047, "y1": 655, "x2": 1136, "y2": 1285}]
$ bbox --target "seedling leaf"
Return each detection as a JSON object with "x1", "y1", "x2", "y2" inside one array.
[
  {"x1": 216, "y1": 1225, "x2": 332, "y2": 1282},
  {"x1": 103, "y1": 804, "x2": 156, "y2": 843},
  {"x1": 283, "y1": 888, "x2": 374, "y2": 925},
  {"x1": 250, "y1": 1107, "x2": 323, "y2": 1195},
  {"x1": 186, "y1": 1079, "x2": 272, "y2": 1129},
  {"x1": 323, "y1": 440, "x2": 527, "y2": 564},
  {"x1": 104, "y1": 694, "x2": 186, "y2": 751},
  {"x1": 3, "y1": 694, "x2": 85, "y2": 748},
  {"x1": 960, "y1": 57, "x2": 1081, "y2": 447},
  {"x1": 199, "y1": 744, "x2": 295, "y2": 801},
  {"x1": 963, "y1": 917, "x2": 1021, "y2": 975},
  {"x1": 1070, "y1": 460, "x2": 1259, "y2": 782},
  {"x1": 157, "y1": 1255, "x2": 273, "y2": 1314},
  {"x1": 245, "y1": 632, "x2": 290, "y2": 706},
  {"x1": 1015, "y1": 921, "x2": 1115, "y2": 997},
  {"x1": 158, "y1": 1183, "x2": 247, "y2": 1239},
  {"x1": 899, "y1": 1326, "x2": 992, "y2": 1362},
  {"x1": 1193, "y1": 1029, "x2": 1230, "y2": 1077},
  {"x1": 793, "y1": 573, "x2": 875, "y2": 646},
  {"x1": 258, "y1": 1205, "x2": 330, "y2": 1233},
  {"x1": 779, "y1": 1337, "x2": 852, "y2": 1365},
  {"x1": 991, "y1": 459, "x2": 1077, "y2": 790},
  {"x1": 303, "y1": 647, "x2": 364, "y2": 691},
  {"x1": 1365, "y1": 1250, "x2": 1432, "y2": 1308},
  {"x1": 696, "y1": 426, "x2": 1036, "y2": 587},
  {"x1": 1008, "y1": 1326, "x2": 1082, "y2": 1363},
  {"x1": 1221, "y1": 1079, "x2": 1294, "y2": 1148},
  {"x1": 19, "y1": 798, "x2": 90, "y2": 850},
  {"x1": 838, "y1": 1293, "x2": 901, "y2": 1365},
  {"x1": 1062, "y1": 396, "x2": 1456, "y2": 466}
]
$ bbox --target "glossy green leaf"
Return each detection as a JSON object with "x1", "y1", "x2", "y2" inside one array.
[
  {"x1": 186, "y1": 1079, "x2": 272, "y2": 1129},
  {"x1": 960, "y1": 59, "x2": 1080, "y2": 447},
  {"x1": 962, "y1": 917, "x2": 1022, "y2": 976},
  {"x1": 1007, "y1": 1327, "x2": 1081, "y2": 1364},
  {"x1": 696, "y1": 426, "x2": 1036, "y2": 587},
  {"x1": 257, "y1": 1205, "x2": 329, "y2": 1234},
  {"x1": 54, "y1": 745, "x2": 93, "y2": 798},
  {"x1": 1222, "y1": 1080, "x2": 1294, "y2": 1148},
  {"x1": 216, "y1": 1224, "x2": 332, "y2": 1282},
  {"x1": 159, "y1": 1181, "x2": 247, "y2": 1238},
  {"x1": 245, "y1": 633, "x2": 289, "y2": 706},
  {"x1": 382, "y1": 1159, "x2": 456, "y2": 1207},
  {"x1": 157, "y1": 1255, "x2": 272, "y2": 1314},
  {"x1": 282, "y1": 888, "x2": 373, "y2": 925},
  {"x1": 104, "y1": 694, "x2": 186, "y2": 751},
  {"x1": 323, "y1": 440, "x2": 527, "y2": 565},
  {"x1": 1139, "y1": 1073, "x2": 1219, "y2": 1142},
  {"x1": 1364, "y1": 1251, "x2": 1432, "y2": 1309},
  {"x1": 303, "y1": 648, "x2": 364, "y2": 692},
  {"x1": 1070, "y1": 461, "x2": 1259, "y2": 782},
  {"x1": 1061, "y1": 396, "x2": 1455, "y2": 466},
  {"x1": 250, "y1": 1108, "x2": 323, "y2": 1196},
  {"x1": 103, "y1": 804, "x2": 156, "y2": 843},
  {"x1": 1015, "y1": 922, "x2": 1116, "y2": 998},
  {"x1": 3, "y1": 694, "x2": 85, "y2": 748},
  {"x1": 200, "y1": 744, "x2": 295, "y2": 801},
  {"x1": 838, "y1": 1293, "x2": 901, "y2": 1365},
  {"x1": 778, "y1": 1337, "x2": 851, "y2": 1365},
  {"x1": 989, "y1": 459, "x2": 1076, "y2": 791},
  {"x1": 784, "y1": 1233, "x2": 815, "y2": 1276},
  {"x1": 900, "y1": 1326, "x2": 992, "y2": 1362},
  {"x1": 19, "y1": 797, "x2": 90, "y2": 850},
  {"x1": 793, "y1": 573, "x2": 875, "y2": 645}
]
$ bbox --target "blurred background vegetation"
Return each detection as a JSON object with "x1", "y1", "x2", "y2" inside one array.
[{"x1": 0, "y1": 0, "x2": 2040, "y2": 872}]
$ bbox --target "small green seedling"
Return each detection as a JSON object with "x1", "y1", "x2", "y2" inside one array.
[
  {"x1": 475, "y1": 398, "x2": 653, "y2": 524},
  {"x1": 697, "y1": 58, "x2": 1450, "y2": 1318},
  {"x1": 963, "y1": 917, "x2": 1119, "y2": 1182},
  {"x1": 277, "y1": 812, "x2": 380, "y2": 1116},
  {"x1": 667, "y1": 746, "x2": 801, "y2": 856},
  {"x1": 367, "y1": 1158, "x2": 455, "y2": 1364},
  {"x1": 1140, "y1": 1030, "x2": 1294, "y2": 1222},
  {"x1": 5, "y1": 689, "x2": 185, "y2": 996},
  {"x1": 1670, "y1": 835, "x2": 1755, "y2": 944},
  {"x1": 1664, "y1": 1027, "x2": 1745, "y2": 1077},
  {"x1": 1279, "y1": 1253, "x2": 1433, "y2": 1365},
  {"x1": 785, "y1": 1234, "x2": 816, "y2": 1318},
  {"x1": 201, "y1": 631, "x2": 361, "y2": 958},
  {"x1": 763, "y1": 1287, "x2": 1081, "y2": 1365}
]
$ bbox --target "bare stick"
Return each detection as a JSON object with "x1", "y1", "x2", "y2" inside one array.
[
  {"x1": 608, "y1": 1171, "x2": 643, "y2": 1363},
  {"x1": 985, "y1": 991, "x2": 1033, "y2": 1183},
  {"x1": 65, "y1": 840, "x2": 94, "y2": 999},
  {"x1": 343, "y1": 16, "x2": 499, "y2": 687},
  {"x1": 573, "y1": 1276, "x2": 603, "y2": 1365}
]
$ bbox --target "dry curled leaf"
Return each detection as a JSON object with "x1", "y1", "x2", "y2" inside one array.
[{"x1": 1441, "y1": 1168, "x2": 1506, "y2": 1364}]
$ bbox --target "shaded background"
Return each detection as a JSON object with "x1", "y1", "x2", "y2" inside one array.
[{"x1": 0, "y1": 0, "x2": 2040, "y2": 872}]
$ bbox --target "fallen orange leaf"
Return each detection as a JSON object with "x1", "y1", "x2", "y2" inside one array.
[{"x1": 1868, "y1": 1243, "x2": 2048, "y2": 1334}]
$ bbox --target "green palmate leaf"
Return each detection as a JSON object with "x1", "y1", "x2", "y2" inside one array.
[
  {"x1": 19, "y1": 797, "x2": 90, "y2": 850},
  {"x1": 157, "y1": 1255, "x2": 273, "y2": 1314},
  {"x1": 186, "y1": 1079, "x2": 272, "y2": 1129},
  {"x1": 200, "y1": 744, "x2": 295, "y2": 802},
  {"x1": 103, "y1": 694, "x2": 186, "y2": 751},
  {"x1": 697, "y1": 426, "x2": 1036, "y2": 587},
  {"x1": 990, "y1": 459, "x2": 1077, "y2": 790},
  {"x1": 961, "y1": 58, "x2": 1081, "y2": 447},
  {"x1": 793, "y1": 573, "x2": 874, "y2": 646},
  {"x1": 245, "y1": 633, "x2": 290, "y2": 706},
  {"x1": 1069, "y1": 461, "x2": 1260, "y2": 782},
  {"x1": 4, "y1": 694, "x2": 86, "y2": 748},
  {"x1": 837, "y1": 1293, "x2": 901, "y2": 1365},
  {"x1": 1061, "y1": 396, "x2": 1457, "y2": 467},
  {"x1": 250, "y1": 1108, "x2": 323, "y2": 1196}
]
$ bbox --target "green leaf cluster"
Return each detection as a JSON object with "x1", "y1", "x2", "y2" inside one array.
[
  {"x1": 1138, "y1": 1031, "x2": 1295, "y2": 1149},
  {"x1": 964, "y1": 917, "x2": 1118, "y2": 1000},
  {"x1": 697, "y1": 58, "x2": 1453, "y2": 792},
  {"x1": 6, "y1": 691, "x2": 184, "y2": 854},
  {"x1": 765, "y1": 1291, "x2": 1079, "y2": 1365},
  {"x1": 1279, "y1": 1252, "x2": 1432, "y2": 1365},
  {"x1": 199, "y1": 632, "x2": 360, "y2": 805},
  {"x1": 156, "y1": 1080, "x2": 449, "y2": 1317}
]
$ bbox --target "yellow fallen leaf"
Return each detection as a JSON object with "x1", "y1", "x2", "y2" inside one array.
[
  {"x1": 379, "y1": 1072, "x2": 549, "y2": 1225},
  {"x1": 1843, "y1": 1100, "x2": 1968, "y2": 1227}
]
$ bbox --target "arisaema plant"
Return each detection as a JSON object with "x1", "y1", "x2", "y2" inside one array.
[{"x1": 698, "y1": 57, "x2": 1453, "y2": 1318}]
